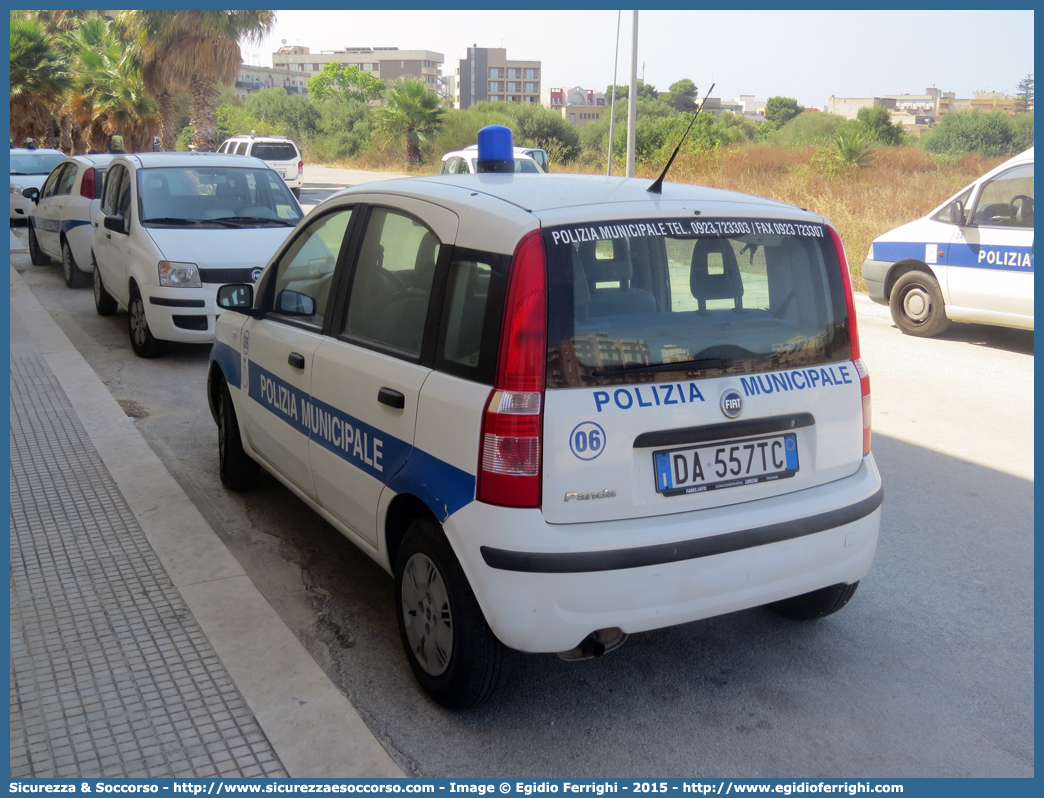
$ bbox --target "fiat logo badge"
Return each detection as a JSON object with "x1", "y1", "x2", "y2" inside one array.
[
  {"x1": 251, "y1": 268, "x2": 263, "y2": 282},
  {"x1": 720, "y1": 388, "x2": 743, "y2": 419}
]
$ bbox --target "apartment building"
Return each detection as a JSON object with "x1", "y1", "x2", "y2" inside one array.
[
  {"x1": 828, "y1": 87, "x2": 1022, "y2": 135},
  {"x1": 542, "y1": 86, "x2": 606, "y2": 126},
  {"x1": 233, "y1": 63, "x2": 308, "y2": 99},
  {"x1": 271, "y1": 45, "x2": 444, "y2": 92},
  {"x1": 454, "y1": 46, "x2": 540, "y2": 110}
]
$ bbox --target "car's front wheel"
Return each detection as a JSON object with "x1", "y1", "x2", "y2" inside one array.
[
  {"x1": 28, "y1": 226, "x2": 50, "y2": 266},
  {"x1": 62, "y1": 239, "x2": 90, "y2": 288},
  {"x1": 768, "y1": 582, "x2": 859, "y2": 621},
  {"x1": 889, "y1": 270, "x2": 950, "y2": 337},
  {"x1": 128, "y1": 286, "x2": 165, "y2": 358},
  {"x1": 93, "y1": 255, "x2": 118, "y2": 316},
  {"x1": 395, "y1": 517, "x2": 502, "y2": 709},
  {"x1": 217, "y1": 375, "x2": 260, "y2": 490}
]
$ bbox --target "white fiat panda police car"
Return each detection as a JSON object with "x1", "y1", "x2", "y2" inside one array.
[
  {"x1": 863, "y1": 147, "x2": 1033, "y2": 336},
  {"x1": 208, "y1": 131, "x2": 882, "y2": 708}
]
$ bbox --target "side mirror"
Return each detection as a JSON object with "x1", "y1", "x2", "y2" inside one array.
[
  {"x1": 273, "y1": 288, "x2": 316, "y2": 317},
  {"x1": 21, "y1": 187, "x2": 39, "y2": 203},
  {"x1": 216, "y1": 283, "x2": 260, "y2": 316},
  {"x1": 103, "y1": 214, "x2": 126, "y2": 234},
  {"x1": 949, "y1": 200, "x2": 965, "y2": 226}
]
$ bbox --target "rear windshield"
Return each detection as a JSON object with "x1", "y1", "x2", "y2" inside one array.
[
  {"x1": 250, "y1": 143, "x2": 298, "y2": 161},
  {"x1": 543, "y1": 217, "x2": 851, "y2": 388}
]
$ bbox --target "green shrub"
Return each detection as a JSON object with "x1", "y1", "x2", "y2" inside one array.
[{"x1": 920, "y1": 110, "x2": 1014, "y2": 156}]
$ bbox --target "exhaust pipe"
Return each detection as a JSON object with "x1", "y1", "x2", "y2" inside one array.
[{"x1": 557, "y1": 627, "x2": 628, "y2": 661}]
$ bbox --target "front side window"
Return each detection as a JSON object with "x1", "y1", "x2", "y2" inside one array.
[
  {"x1": 970, "y1": 165, "x2": 1034, "y2": 229},
  {"x1": 268, "y1": 208, "x2": 354, "y2": 329},
  {"x1": 543, "y1": 218, "x2": 851, "y2": 388},
  {"x1": 100, "y1": 165, "x2": 127, "y2": 216},
  {"x1": 342, "y1": 207, "x2": 441, "y2": 356},
  {"x1": 137, "y1": 166, "x2": 302, "y2": 226}
]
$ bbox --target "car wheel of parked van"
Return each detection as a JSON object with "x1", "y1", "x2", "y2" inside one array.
[
  {"x1": 62, "y1": 239, "x2": 89, "y2": 288},
  {"x1": 93, "y1": 255, "x2": 118, "y2": 316},
  {"x1": 28, "y1": 226, "x2": 50, "y2": 266},
  {"x1": 395, "y1": 517, "x2": 502, "y2": 709},
  {"x1": 128, "y1": 286, "x2": 165, "y2": 358},
  {"x1": 768, "y1": 581, "x2": 860, "y2": 621},
  {"x1": 889, "y1": 270, "x2": 950, "y2": 337},
  {"x1": 217, "y1": 376, "x2": 260, "y2": 491},
  {"x1": 291, "y1": 187, "x2": 301, "y2": 199}
]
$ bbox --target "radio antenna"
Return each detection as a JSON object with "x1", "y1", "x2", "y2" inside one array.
[{"x1": 647, "y1": 82, "x2": 715, "y2": 194}]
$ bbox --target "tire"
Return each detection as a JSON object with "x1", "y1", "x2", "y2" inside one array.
[
  {"x1": 769, "y1": 582, "x2": 859, "y2": 621},
  {"x1": 889, "y1": 270, "x2": 950, "y2": 337},
  {"x1": 291, "y1": 186, "x2": 301, "y2": 199},
  {"x1": 28, "y1": 225, "x2": 50, "y2": 266},
  {"x1": 128, "y1": 286, "x2": 165, "y2": 358},
  {"x1": 395, "y1": 517, "x2": 502, "y2": 709},
  {"x1": 62, "y1": 239, "x2": 89, "y2": 288},
  {"x1": 93, "y1": 255, "x2": 118, "y2": 316},
  {"x1": 217, "y1": 376, "x2": 260, "y2": 491}
]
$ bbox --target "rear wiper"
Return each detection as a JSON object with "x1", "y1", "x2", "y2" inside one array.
[
  {"x1": 591, "y1": 357, "x2": 732, "y2": 376},
  {"x1": 144, "y1": 217, "x2": 198, "y2": 225},
  {"x1": 208, "y1": 216, "x2": 296, "y2": 227}
]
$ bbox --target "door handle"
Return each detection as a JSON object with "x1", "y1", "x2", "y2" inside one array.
[
  {"x1": 378, "y1": 387, "x2": 405, "y2": 409},
  {"x1": 288, "y1": 352, "x2": 305, "y2": 369}
]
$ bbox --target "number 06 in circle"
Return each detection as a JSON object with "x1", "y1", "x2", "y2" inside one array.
[{"x1": 569, "y1": 421, "x2": 607, "y2": 460}]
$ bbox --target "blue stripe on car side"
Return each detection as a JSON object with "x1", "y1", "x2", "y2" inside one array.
[
  {"x1": 875, "y1": 240, "x2": 1033, "y2": 272},
  {"x1": 209, "y1": 339, "x2": 241, "y2": 388},
  {"x1": 245, "y1": 360, "x2": 475, "y2": 521}
]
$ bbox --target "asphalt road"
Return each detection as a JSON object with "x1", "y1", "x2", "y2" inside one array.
[{"x1": 10, "y1": 171, "x2": 1033, "y2": 777}]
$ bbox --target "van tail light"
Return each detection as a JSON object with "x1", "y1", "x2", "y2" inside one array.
[
  {"x1": 80, "y1": 167, "x2": 95, "y2": 199},
  {"x1": 827, "y1": 224, "x2": 871, "y2": 456},
  {"x1": 298, "y1": 160, "x2": 303, "y2": 176},
  {"x1": 477, "y1": 230, "x2": 547, "y2": 507}
]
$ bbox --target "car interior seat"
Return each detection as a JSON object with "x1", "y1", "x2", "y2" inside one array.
[
  {"x1": 690, "y1": 238, "x2": 744, "y2": 312},
  {"x1": 579, "y1": 240, "x2": 656, "y2": 316}
]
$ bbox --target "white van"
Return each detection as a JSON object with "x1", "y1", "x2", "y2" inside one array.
[
  {"x1": 863, "y1": 147, "x2": 1033, "y2": 336},
  {"x1": 219, "y1": 135, "x2": 304, "y2": 198}
]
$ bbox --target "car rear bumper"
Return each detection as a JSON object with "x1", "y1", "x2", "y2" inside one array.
[
  {"x1": 139, "y1": 284, "x2": 219, "y2": 343},
  {"x1": 862, "y1": 259, "x2": 892, "y2": 305},
  {"x1": 444, "y1": 455, "x2": 883, "y2": 652}
]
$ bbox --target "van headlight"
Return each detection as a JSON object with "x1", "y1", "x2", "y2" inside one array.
[
  {"x1": 11, "y1": 184, "x2": 24, "y2": 195},
  {"x1": 158, "y1": 260, "x2": 202, "y2": 288}
]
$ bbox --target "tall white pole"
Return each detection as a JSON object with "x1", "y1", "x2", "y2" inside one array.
[
  {"x1": 607, "y1": 10, "x2": 621, "y2": 176},
  {"x1": 625, "y1": 10, "x2": 638, "y2": 178}
]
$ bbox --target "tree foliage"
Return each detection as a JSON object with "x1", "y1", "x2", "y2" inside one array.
[
  {"x1": 307, "y1": 63, "x2": 384, "y2": 104},
  {"x1": 664, "y1": 79, "x2": 698, "y2": 112},
  {"x1": 375, "y1": 77, "x2": 444, "y2": 166},
  {"x1": 765, "y1": 96, "x2": 804, "y2": 126},
  {"x1": 920, "y1": 110, "x2": 1016, "y2": 157},
  {"x1": 1014, "y1": 73, "x2": 1033, "y2": 113},
  {"x1": 606, "y1": 81, "x2": 659, "y2": 102},
  {"x1": 855, "y1": 106, "x2": 906, "y2": 146}
]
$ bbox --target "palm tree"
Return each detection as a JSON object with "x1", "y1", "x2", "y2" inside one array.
[
  {"x1": 9, "y1": 11, "x2": 70, "y2": 144},
  {"x1": 376, "y1": 77, "x2": 444, "y2": 167},
  {"x1": 128, "y1": 10, "x2": 276, "y2": 151}
]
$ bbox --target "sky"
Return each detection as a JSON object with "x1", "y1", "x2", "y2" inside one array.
[{"x1": 246, "y1": 9, "x2": 1035, "y2": 108}]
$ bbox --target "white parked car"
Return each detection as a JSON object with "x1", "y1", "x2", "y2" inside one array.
[
  {"x1": 25, "y1": 153, "x2": 115, "y2": 287},
  {"x1": 209, "y1": 158, "x2": 881, "y2": 708},
  {"x1": 10, "y1": 147, "x2": 66, "y2": 223},
  {"x1": 463, "y1": 142, "x2": 549, "y2": 172},
  {"x1": 440, "y1": 149, "x2": 544, "y2": 175},
  {"x1": 91, "y1": 151, "x2": 303, "y2": 357},
  {"x1": 863, "y1": 147, "x2": 1033, "y2": 336},
  {"x1": 218, "y1": 135, "x2": 303, "y2": 198}
]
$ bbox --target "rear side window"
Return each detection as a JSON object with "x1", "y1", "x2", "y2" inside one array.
[
  {"x1": 251, "y1": 143, "x2": 298, "y2": 161},
  {"x1": 543, "y1": 218, "x2": 851, "y2": 388}
]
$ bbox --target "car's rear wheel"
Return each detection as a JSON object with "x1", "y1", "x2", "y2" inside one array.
[
  {"x1": 93, "y1": 255, "x2": 118, "y2": 316},
  {"x1": 128, "y1": 286, "x2": 165, "y2": 358},
  {"x1": 217, "y1": 375, "x2": 260, "y2": 491},
  {"x1": 395, "y1": 517, "x2": 502, "y2": 709},
  {"x1": 28, "y1": 226, "x2": 50, "y2": 265},
  {"x1": 768, "y1": 582, "x2": 859, "y2": 621},
  {"x1": 62, "y1": 239, "x2": 89, "y2": 288},
  {"x1": 889, "y1": 270, "x2": 950, "y2": 337}
]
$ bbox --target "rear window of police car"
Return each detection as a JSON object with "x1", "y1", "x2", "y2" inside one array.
[
  {"x1": 251, "y1": 143, "x2": 298, "y2": 161},
  {"x1": 543, "y1": 218, "x2": 852, "y2": 388}
]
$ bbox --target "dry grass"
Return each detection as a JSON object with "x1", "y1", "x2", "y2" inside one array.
[
  {"x1": 340, "y1": 144, "x2": 1005, "y2": 292},
  {"x1": 562, "y1": 146, "x2": 1006, "y2": 291}
]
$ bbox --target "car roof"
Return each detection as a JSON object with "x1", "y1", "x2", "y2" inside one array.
[
  {"x1": 11, "y1": 148, "x2": 64, "y2": 156},
  {"x1": 225, "y1": 135, "x2": 296, "y2": 143},
  {"x1": 115, "y1": 152, "x2": 270, "y2": 169},
  {"x1": 68, "y1": 154, "x2": 117, "y2": 167},
  {"x1": 462, "y1": 144, "x2": 545, "y2": 154}
]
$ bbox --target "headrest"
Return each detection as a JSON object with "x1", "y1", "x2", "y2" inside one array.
[
  {"x1": 690, "y1": 239, "x2": 743, "y2": 311},
  {"x1": 578, "y1": 239, "x2": 632, "y2": 285},
  {"x1": 413, "y1": 231, "x2": 440, "y2": 288}
]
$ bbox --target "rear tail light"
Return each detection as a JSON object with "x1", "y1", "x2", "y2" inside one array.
[
  {"x1": 477, "y1": 230, "x2": 547, "y2": 507},
  {"x1": 80, "y1": 168, "x2": 95, "y2": 199},
  {"x1": 298, "y1": 160, "x2": 303, "y2": 176},
  {"x1": 827, "y1": 224, "x2": 871, "y2": 456}
]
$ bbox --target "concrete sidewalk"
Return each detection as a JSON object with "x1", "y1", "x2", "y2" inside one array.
[{"x1": 9, "y1": 229, "x2": 402, "y2": 778}]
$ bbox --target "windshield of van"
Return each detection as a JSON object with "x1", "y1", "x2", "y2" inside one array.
[
  {"x1": 137, "y1": 166, "x2": 302, "y2": 227},
  {"x1": 543, "y1": 218, "x2": 852, "y2": 388}
]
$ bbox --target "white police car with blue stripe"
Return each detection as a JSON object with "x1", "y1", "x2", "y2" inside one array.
[
  {"x1": 863, "y1": 147, "x2": 1033, "y2": 336},
  {"x1": 208, "y1": 125, "x2": 882, "y2": 708}
]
